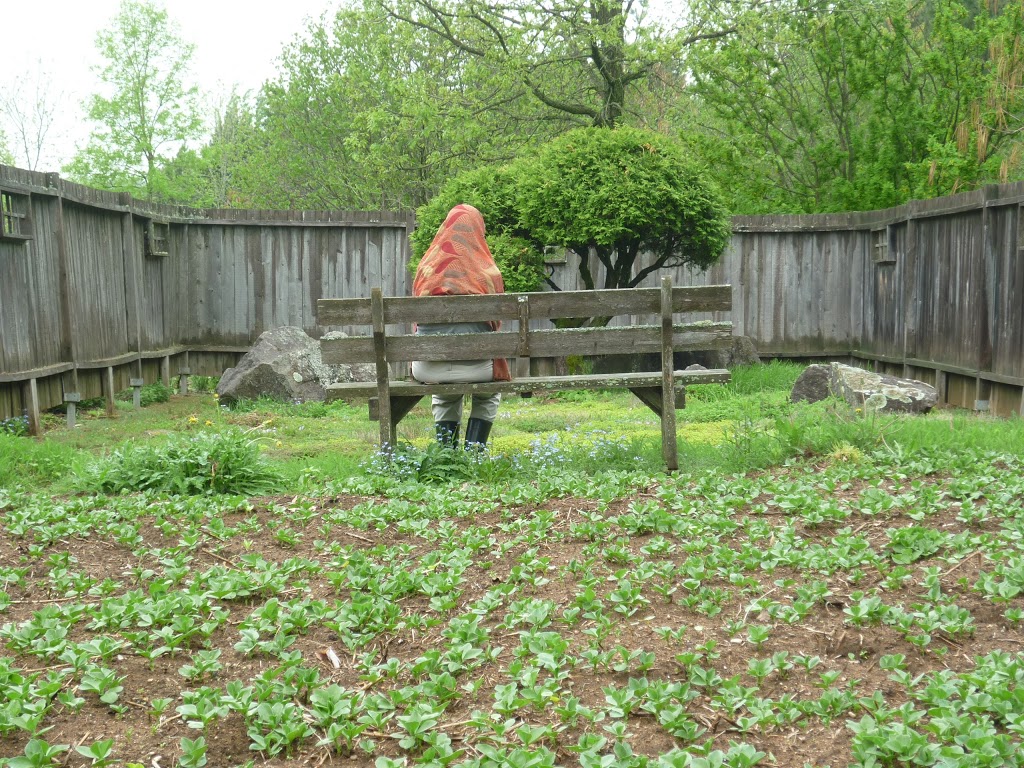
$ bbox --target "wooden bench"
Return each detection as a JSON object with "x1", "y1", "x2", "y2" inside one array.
[{"x1": 316, "y1": 276, "x2": 732, "y2": 470}]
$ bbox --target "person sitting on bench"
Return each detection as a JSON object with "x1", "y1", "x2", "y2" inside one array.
[{"x1": 410, "y1": 204, "x2": 512, "y2": 450}]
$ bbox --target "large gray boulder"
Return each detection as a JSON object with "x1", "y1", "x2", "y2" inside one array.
[
  {"x1": 791, "y1": 362, "x2": 938, "y2": 414},
  {"x1": 217, "y1": 326, "x2": 374, "y2": 405},
  {"x1": 789, "y1": 364, "x2": 831, "y2": 404}
]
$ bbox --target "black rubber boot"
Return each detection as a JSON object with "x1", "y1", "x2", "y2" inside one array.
[
  {"x1": 434, "y1": 421, "x2": 460, "y2": 448},
  {"x1": 464, "y1": 418, "x2": 493, "y2": 450}
]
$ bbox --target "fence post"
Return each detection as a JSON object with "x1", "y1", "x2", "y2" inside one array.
[
  {"x1": 179, "y1": 351, "x2": 190, "y2": 395},
  {"x1": 130, "y1": 378, "x2": 144, "y2": 409},
  {"x1": 64, "y1": 392, "x2": 80, "y2": 429},
  {"x1": 901, "y1": 201, "x2": 918, "y2": 380},
  {"x1": 24, "y1": 379, "x2": 40, "y2": 436},
  {"x1": 103, "y1": 366, "x2": 116, "y2": 416}
]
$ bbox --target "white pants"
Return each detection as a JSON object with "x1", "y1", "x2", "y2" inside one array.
[{"x1": 411, "y1": 359, "x2": 501, "y2": 423}]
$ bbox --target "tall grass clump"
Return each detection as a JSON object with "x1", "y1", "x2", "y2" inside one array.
[
  {"x1": 189, "y1": 376, "x2": 219, "y2": 393},
  {"x1": 729, "y1": 360, "x2": 805, "y2": 393},
  {"x1": 0, "y1": 434, "x2": 81, "y2": 490},
  {"x1": 682, "y1": 361, "x2": 803, "y2": 424},
  {"x1": 226, "y1": 396, "x2": 352, "y2": 419},
  {"x1": 87, "y1": 429, "x2": 282, "y2": 495},
  {"x1": 884, "y1": 411, "x2": 1024, "y2": 457},
  {"x1": 687, "y1": 360, "x2": 804, "y2": 402}
]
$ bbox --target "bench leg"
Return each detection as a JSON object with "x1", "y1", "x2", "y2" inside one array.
[
  {"x1": 391, "y1": 396, "x2": 423, "y2": 426},
  {"x1": 369, "y1": 396, "x2": 423, "y2": 424},
  {"x1": 374, "y1": 395, "x2": 424, "y2": 452},
  {"x1": 629, "y1": 387, "x2": 663, "y2": 418}
]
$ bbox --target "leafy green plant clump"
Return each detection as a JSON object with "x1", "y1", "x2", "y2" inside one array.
[
  {"x1": 0, "y1": 435, "x2": 80, "y2": 490},
  {"x1": 87, "y1": 429, "x2": 282, "y2": 495},
  {"x1": 188, "y1": 375, "x2": 219, "y2": 393}
]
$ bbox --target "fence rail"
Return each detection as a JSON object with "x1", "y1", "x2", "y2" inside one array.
[{"x1": 2, "y1": 163, "x2": 1023, "y2": 427}]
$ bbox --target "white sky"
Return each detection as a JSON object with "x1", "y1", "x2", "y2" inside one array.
[{"x1": 2, "y1": 0, "x2": 336, "y2": 172}]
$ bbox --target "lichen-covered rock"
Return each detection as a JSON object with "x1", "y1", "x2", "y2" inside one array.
[
  {"x1": 217, "y1": 327, "x2": 374, "y2": 405},
  {"x1": 790, "y1": 364, "x2": 831, "y2": 404},
  {"x1": 828, "y1": 363, "x2": 938, "y2": 414},
  {"x1": 791, "y1": 363, "x2": 938, "y2": 413}
]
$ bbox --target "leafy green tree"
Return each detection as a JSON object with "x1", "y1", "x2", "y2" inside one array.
[
  {"x1": 152, "y1": 93, "x2": 255, "y2": 206},
  {"x1": 380, "y1": 0, "x2": 735, "y2": 129},
  {"x1": 203, "y1": 1, "x2": 562, "y2": 211},
  {"x1": 171, "y1": 0, "x2": 743, "y2": 211},
  {"x1": 65, "y1": 0, "x2": 203, "y2": 198},
  {"x1": 415, "y1": 127, "x2": 730, "y2": 304},
  {"x1": 518, "y1": 127, "x2": 730, "y2": 291},
  {"x1": 686, "y1": 0, "x2": 1024, "y2": 213}
]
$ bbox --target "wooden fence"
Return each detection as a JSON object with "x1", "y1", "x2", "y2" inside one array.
[
  {"x1": 0, "y1": 165, "x2": 413, "y2": 429},
  {"x1": 2, "y1": 163, "x2": 1023, "y2": 426},
  {"x1": 543, "y1": 185, "x2": 1024, "y2": 417}
]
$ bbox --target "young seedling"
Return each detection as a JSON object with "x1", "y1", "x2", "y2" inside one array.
[
  {"x1": 177, "y1": 736, "x2": 208, "y2": 768},
  {"x1": 7, "y1": 738, "x2": 69, "y2": 768},
  {"x1": 74, "y1": 738, "x2": 116, "y2": 767}
]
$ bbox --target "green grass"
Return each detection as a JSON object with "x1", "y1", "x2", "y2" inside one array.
[
  {"x1": 0, "y1": 434, "x2": 83, "y2": 489},
  {"x1": 3, "y1": 361, "x2": 1024, "y2": 494}
]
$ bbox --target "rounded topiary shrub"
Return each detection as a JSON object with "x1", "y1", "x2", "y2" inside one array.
[{"x1": 515, "y1": 126, "x2": 731, "y2": 274}]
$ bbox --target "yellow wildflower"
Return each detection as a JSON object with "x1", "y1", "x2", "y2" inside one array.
[
  {"x1": 187, "y1": 415, "x2": 198, "y2": 424},
  {"x1": 205, "y1": 420, "x2": 213, "y2": 426}
]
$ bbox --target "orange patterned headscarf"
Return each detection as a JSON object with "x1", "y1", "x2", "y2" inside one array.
[{"x1": 413, "y1": 204, "x2": 511, "y2": 381}]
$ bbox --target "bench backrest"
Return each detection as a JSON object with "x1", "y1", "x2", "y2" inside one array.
[{"x1": 317, "y1": 280, "x2": 732, "y2": 367}]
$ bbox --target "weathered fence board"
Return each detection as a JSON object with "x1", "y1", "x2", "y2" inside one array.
[{"x1": 988, "y1": 205, "x2": 1024, "y2": 382}]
